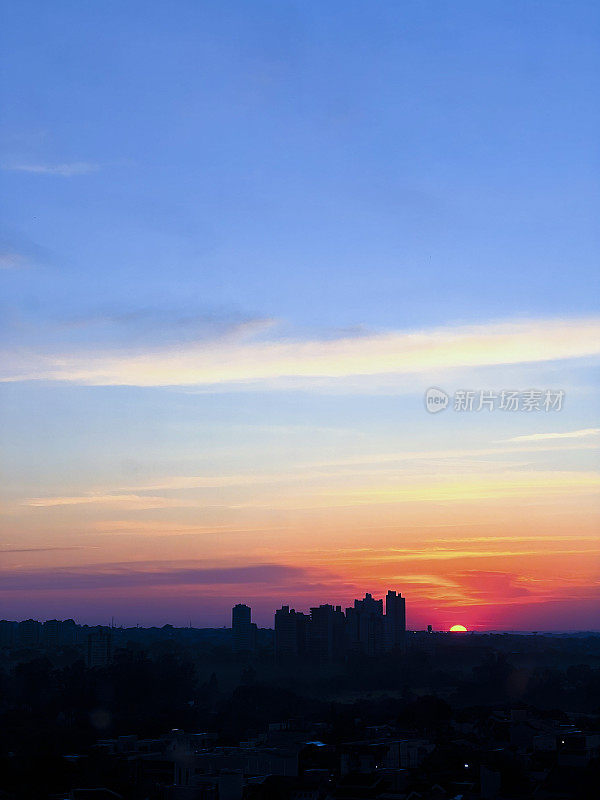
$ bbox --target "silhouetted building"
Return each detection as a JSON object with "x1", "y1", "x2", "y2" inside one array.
[
  {"x1": 232, "y1": 603, "x2": 251, "y2": 627},
  {"x1": 18, "y1": 618, "x2": 41, "y2": 648},
  {"x1": 272, "y1": 589, "x2": 408, "y2": 662},
  {"x1": 309, "y1": 604, "x2": 345, "y2": 662},
  {"x1": 87, "y1": 629, "x2": 113, "y2": 667},
  {"x1": 274, "y1": 606, "x2": 309, "y2": 660},
  {"x1": 0, "y1": 620, "x2": 17, "y2": 647},
  {"x1": 43, "y1": 619, "x2": 61, "y2": 647},
  {"x1": 42, "y1": 618, "x2": 77, "y2": 647},
  {"x1": 232, "y1": 604, "x2": 257, "y2": 655},
  {"x1": 355, "y1": 592, "x2": 384, "y2": 617},
  {"x1": 385, "y1": 590, "x2": 406, "y2": 651},
  {"x1": 346, "y1": 593, "x2": 385, "y2": 657},
  {"x1": 340, "y1": 738, "x2": 434, "y2": 775}
]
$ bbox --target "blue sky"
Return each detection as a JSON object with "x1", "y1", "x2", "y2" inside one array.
[
  {"x1": 1, "y1": 1, "x2": 599, "y2": 628},
  {"x1": 2, "y1": 0, "x2": 599, "y2": 332}
]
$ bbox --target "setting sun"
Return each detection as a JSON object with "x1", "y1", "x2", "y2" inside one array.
[{"x1": 450, "y1": 625, "x2": 468, "y2": 632}]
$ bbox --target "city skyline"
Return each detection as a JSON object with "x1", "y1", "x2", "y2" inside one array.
[
  {"x1": 1, "y1": 2, "x2": 599, "y2": 632},
  {"x1": 0, "y1": 586, "x2": 596, "y2": 633}
]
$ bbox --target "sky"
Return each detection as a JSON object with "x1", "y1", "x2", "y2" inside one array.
[{"x1": 1, "y1": 0, "x2": 599, "y2": 631}]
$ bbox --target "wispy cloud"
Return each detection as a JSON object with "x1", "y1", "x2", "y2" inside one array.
[
  {"x1": 329, "y1": 543, "x2": 600, "y2": 564},
  {"x1": 0, "y1": 252, "x2": 27, "y2": 270},
  {"x1": 403, "y1": 570, "x2": 533, "y2": 606},
  {"x1": 321, "y1": 470, "x2": 600, "y2": 507},
  {"x1": 503, "y1": 428, "x2": 600, "y2": 443},
  {"x1": 0, "y1": 546, "x2": 88, "y2": 554},
  {"x1": 2, "y1": 316, "x2": 599, "y2": 388},
  {"x1": 3, "y1": 161, "x2": 99, "y2": 176},
  {"x1": 30, "y1": 440, "x2": 599, "y2": 500},
  {"x1": 0, "y1": 561, "x2": 310, "y2": 592},
  {"x1": 55, "y1": 309, "x2": 276, "y2": 348},
  {"x1": 23, "y1": 494, "x2": 181, "y2": 510},
  {"x1": 22, "y1": 469, "x2": 600, "y2": 513}
]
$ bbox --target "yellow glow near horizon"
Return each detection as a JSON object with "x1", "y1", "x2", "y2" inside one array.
[
  {"x1": 5, "y1": 316, "x2": 600, "y2": 386},
  {"x1": 450, "y1": 624, "x2": 468, "y2": 632}
]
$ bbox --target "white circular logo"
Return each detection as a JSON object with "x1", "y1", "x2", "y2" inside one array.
[{"x1": 425, "y1": 387, "x2": 449, "y2": 413}]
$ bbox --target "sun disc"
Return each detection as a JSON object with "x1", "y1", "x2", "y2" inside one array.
[{"x1": 450, "y1": 624, "x2": 467, "y2": 632}]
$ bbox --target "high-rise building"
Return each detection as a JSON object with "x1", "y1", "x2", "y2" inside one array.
[
  {"x1": 346, "y1": 593, "x2": 385, "y2": 657},
  {"x1": 385, "y1": 590, "x2": 406, "y2": 651},
  {"x1": 0, "y1": 620, "x2": 17, "y2": 648},
  {"x1": 274, "y1": 606, "x2": 309, "y2": 660},
  {"x1": 232, "y1": 604, "x2": 257, "y2": 655},
  {"x1": 86, "y1": 629, "x2": 113, "y2": 667},
  {"x1": 232, "y1": 604, "x2": 251, "y2": 627},
  {"x1": 43, "y1": 618, "x2": 78, "y2": 648},
  {"x1": 42, "y1": 619, "x2": 61, "y2": 647},
  {"x1": 18, "y1": 619, "x2": 41, "y2": 648},
  {"x1": 244, "y1": 588, "x2": 407, "y2": 663},
  {"x1": 354, "y1": 592, "x2": 384, "y2": 617},
  {"x1": 308, "y1": 604, "x2": 345, "y2": 662}
]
